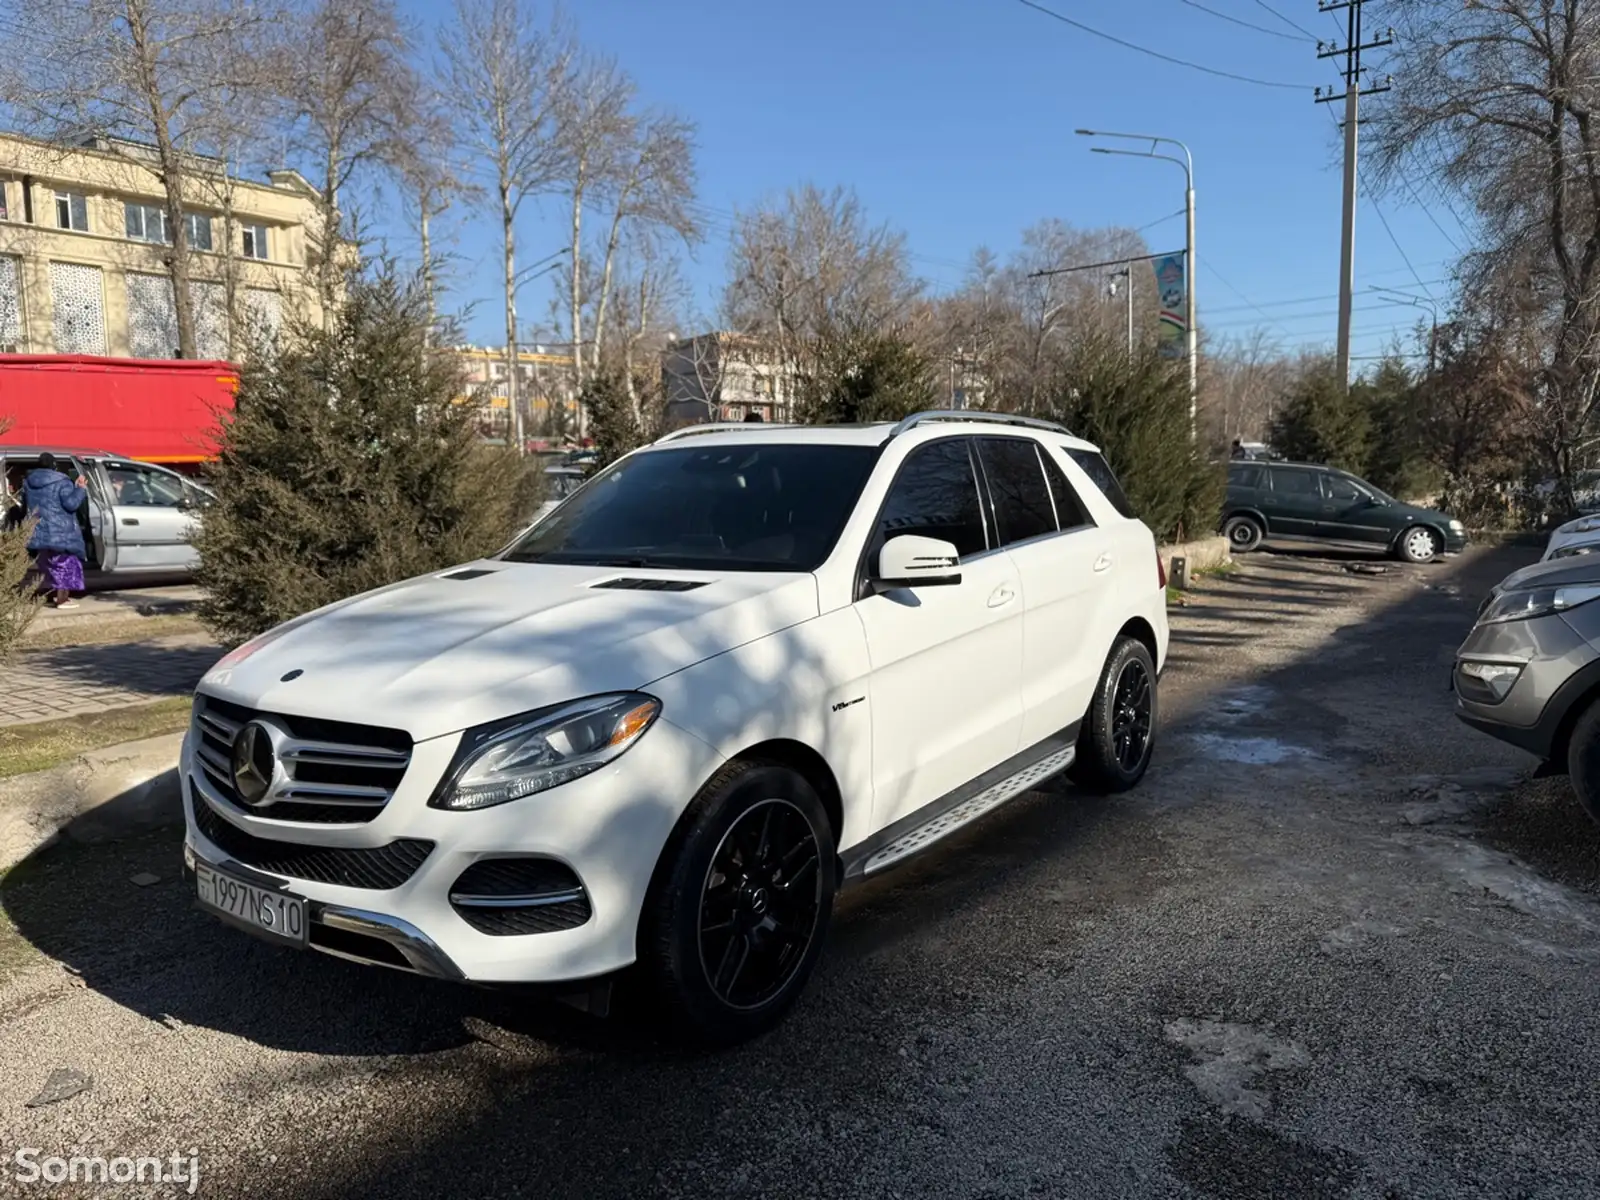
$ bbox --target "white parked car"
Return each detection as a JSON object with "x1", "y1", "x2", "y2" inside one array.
[
  {"x1": 183, "y1": 412, "x2": 1170, "y2": 1042},
  {"x1": 1545, "y1": 513, "x2": 1600, "y2": 560}
]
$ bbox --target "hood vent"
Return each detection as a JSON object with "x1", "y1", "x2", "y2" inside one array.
[
  {"x1": 441, "y1": 568, "x2": 500, "y2": 581},
  {"x1": 591, "y1": 577, "x2": 707, "y2": 592}
]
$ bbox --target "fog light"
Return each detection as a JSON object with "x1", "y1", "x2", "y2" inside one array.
[
  {"x1": 1458, "y1": 659, "x2": 1524, "y2": 702},
  {"x1": 183, "y1": 842, "x2": 196, "y2": 870}
]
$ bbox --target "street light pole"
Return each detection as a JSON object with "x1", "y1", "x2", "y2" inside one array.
[{"x1": 1077, "y1": 129, "x2": 1196, "y2": 436}]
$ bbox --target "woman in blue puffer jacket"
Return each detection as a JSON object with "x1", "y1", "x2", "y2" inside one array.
[{"x1": 22, "y1": 453, "x2": 88, "y2": 609}]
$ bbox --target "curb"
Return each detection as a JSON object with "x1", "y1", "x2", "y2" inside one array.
[{"x1": 0, "y1": 733, "x2": 184, "y2": 872}]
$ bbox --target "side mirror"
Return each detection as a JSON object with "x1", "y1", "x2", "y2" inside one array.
[{"x1": 874, "y1": 534, "x2": 962, "y2": 590}]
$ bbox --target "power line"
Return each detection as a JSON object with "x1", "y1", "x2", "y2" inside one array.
[
  {"x1": 1393, "y1": 165, "x2": 1462, "y2": 254},
  {"x1": 1177, "y1": 0, "x2": 1310, "y2": 41},
  {"x1": 1252, "y1": 0, "x2": 1318, "y2": 39},
  {"x1": 1015, "y1": 0, "x2": 1305, "y2": 90}
]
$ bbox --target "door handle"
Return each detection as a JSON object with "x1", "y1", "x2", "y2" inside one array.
[
  {"x1": 121, "y1": 518, "x2": 139, "y2": 526},
  {"x1": 987, "y1": 583, "x2": 1017, "y2": 609},
  {"x1": 1093, "y1": 553, "x2": 1113, "y2": 572}
]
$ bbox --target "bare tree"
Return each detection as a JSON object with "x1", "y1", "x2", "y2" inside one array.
[
  {"x1": 0, "y1": 0, "x2": 275, "y2": 358},
  {"x1": 388, "y1": 93, "x2": 477, "y2": 341},
  {"x1": 1372, "y1": 1, "x2": 1600, "y2": 494},
  {"x1": 723, "y1": 184, "x2": 922, "y2": 361},
  {"x1": 278, "y1": 0, "x2": 418, "y2": 324},
  {"x1": 439, "y1": 0, "x2": 571, "y2": 451},
  {"x1": 555, "y1": 51, "x2": 632, "y2": 389},
  {"x1": 588, "y1": 110, "x2": 699, "y2": 379}
]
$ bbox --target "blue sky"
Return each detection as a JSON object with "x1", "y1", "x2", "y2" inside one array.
[{"x1": 391, "y1": 0, "x2": 1462, "y2": 367}]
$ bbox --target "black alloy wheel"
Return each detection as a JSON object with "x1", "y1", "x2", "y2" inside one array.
[
  {"x1": 1111, "y1": 658, "x2": 1154, "y2": 773},
  {"x1": 698, "y1": 798, "x2": 823, "y2": 1011}
]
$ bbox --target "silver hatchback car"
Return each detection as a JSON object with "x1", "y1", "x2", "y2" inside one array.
[{"x1": 1456, "y1": 555, "x2": 1600, "y2": 822}]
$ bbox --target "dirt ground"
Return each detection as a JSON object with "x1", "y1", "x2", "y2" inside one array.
[{"x1": 4, "y1": 540, "x2": 1599, "y2": 1199}]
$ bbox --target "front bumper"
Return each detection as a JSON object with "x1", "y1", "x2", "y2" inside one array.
[
  {"x1": 1453, "y1": 609, "x2": 1598, "y2": 758},
  {"x1": 1444, "y1": 529, "x2": 1470, "y2": 554},
  {"x1": 181, "y1": 715, "x2": 726, "y2": 984}
]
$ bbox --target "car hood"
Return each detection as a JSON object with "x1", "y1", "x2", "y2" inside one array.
[
  {"x1": 197, "y1": 562, "x2": 820, "y2": 741},
  {"x1": 1392, "y1": 501, "x2": 1459, "y2": 527},
  {"x1": 1491, "y1": 554, "x2": 1600, "y2": 595}
]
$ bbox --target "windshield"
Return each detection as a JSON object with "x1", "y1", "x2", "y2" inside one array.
[{"x1": 505, "y1": 442, "x2": 881, "y2": 571}]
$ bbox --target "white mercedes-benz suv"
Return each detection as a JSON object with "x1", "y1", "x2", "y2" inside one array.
[{"x1": 182, "y1": 411, "x2": 1169, "y2": 1042}]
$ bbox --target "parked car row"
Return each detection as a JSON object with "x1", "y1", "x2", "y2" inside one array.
[{"x1": 1221, "y1": 459, "x2": 1468, "y2": 563}]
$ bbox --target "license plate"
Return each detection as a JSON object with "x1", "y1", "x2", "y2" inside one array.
[{"x1": 196, "y1": 862, "x2": 307, "y2": 947}]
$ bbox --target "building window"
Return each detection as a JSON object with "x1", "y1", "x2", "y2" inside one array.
[
  {"x1": 125, "y1": 201, "x2": 168, "y2": 243},
  {"x1": 55, "y1": 191, "x2": 88, "y2": 233},
  {"x1": 0, "y1": 180, "x2": 9, "y2": 222},
  {"x1": 186, "y1": 212, "x2": 212, "y2": 252},
  {"x1": 241, "y1": 224, "x2": 268, "y2": 259},
  {"x1": 49, "y1": 261, "x2": 106, "y2": 354}
]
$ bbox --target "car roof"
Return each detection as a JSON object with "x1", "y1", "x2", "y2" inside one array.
[
  {"x1": 0, "y1": 444, "x2": 113, "y2": 458},
  {"x1": 642, "y1": 417, "x2": 1102, "y2": 454}
]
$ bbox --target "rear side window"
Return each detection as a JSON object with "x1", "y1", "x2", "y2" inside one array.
[
  {"x1": 1269, "y1": 468, "x2": 1318, "y2": 496},
  {"x1": 1038, "y1": 447, "x2": 1092, "y2": 529},
  {"x1": 1067, "y1": 448, "x2": 1136, "y2": 519},
  {"x1": 978, "y1": 437, "x2": 1056, "y2": 545},
  {"x1": 1228, "y1": 465, "x2": 1263, "y2": 489},
  {"x1": 875, "y1": 438, "x2": 988, "y2": 560}
]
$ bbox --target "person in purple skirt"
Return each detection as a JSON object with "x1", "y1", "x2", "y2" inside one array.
[{"x1": 22, "y1": 453, "x2": 88, "y2": 610}]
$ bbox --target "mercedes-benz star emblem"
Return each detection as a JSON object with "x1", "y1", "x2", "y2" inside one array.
[{"x1": 231, "y1": 722, "x2": 277, "y2": 806}]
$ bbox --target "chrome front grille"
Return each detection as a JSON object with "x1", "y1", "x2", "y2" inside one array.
[{"x1": 193, "y1": 695, "x2": 412, "y2": 825}]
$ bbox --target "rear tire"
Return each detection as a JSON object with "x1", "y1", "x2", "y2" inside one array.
[
  {"x1": 1566, "y1": 701, "x2": 1600, "y2": 827},
  {"x1": 1223, "y1": 514, "x2": 1265, "y2": 553},
  {"x1": 639, "y1": 761, "x2": 836, "y2": 1046},
  {"x1": 1398, "y1": 526, "x2": 1441, "y2": 564},
  {"x1": 1071, "y1": 636, "x2": 1158, "y2": 794}
]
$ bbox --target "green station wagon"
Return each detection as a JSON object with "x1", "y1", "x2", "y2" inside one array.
[{"x1": 1221, "y1": 461, "x2": 1468, "y2": 563}]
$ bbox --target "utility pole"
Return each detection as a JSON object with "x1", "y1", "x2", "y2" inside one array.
[{"x1": 1316, "y1": 1, "x2": 1393, "y2": 394}]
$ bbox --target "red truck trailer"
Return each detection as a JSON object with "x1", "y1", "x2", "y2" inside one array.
[{"x1": 0, "y1": 354, "x2": 236, "y2": 467}]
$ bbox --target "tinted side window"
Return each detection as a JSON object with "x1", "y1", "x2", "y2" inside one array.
[
  {"x1": 1039, "y1": 447, "x2": 1092, "y2": 529},
  {"x1": 978, "y1": 437, "x2": 1056, "y2": 545},
  {"x1": 876, "y1": 439, "x2": 988, "y2": 560},
  {"x1": 1066, "y1": 448, "x2": 1136, "y2": 519},
  {"x1": 1323, "y1": 474, "x2": 1363, "y2": 501},
  {"x1": 1228, "y1": 465, "x2": 1263, "y2": 489},
  {"x1": 1269, "y1": 469, "x2": 1318, "y2": 496}
]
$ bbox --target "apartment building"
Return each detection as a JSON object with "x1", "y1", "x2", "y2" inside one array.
[
  {"x1": 0, "y1": 131, "x2": 326, "y2": 360},
  {"x1": 452, "y1": 345, "x2": 580, "y2": 445},
  {"x1": 660, "y1": 331, "x2": 799, "y2": 426}
]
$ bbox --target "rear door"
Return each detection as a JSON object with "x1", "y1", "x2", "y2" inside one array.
[
  {"x1": 1316, "y1": 472, "x2": 1391, "y2": 546},
  {"x1": 977, "y1": 436, "x2": 1114, "y2": 748},
  {"x1": 1264, "y1": 467, "x2": 1323, "y2": 536},
  {"x1": 101, "y1": 460, "x2": 198, "y2": 571}
]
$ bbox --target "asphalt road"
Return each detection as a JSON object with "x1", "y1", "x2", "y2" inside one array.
[{"x1": 5, "y1": 540, "x2": 1600, "y2": 1199}]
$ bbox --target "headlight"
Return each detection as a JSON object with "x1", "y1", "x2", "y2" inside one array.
[
  {"x1": 1449, "y1": 519, "x2": 1465, "y2": 532},
  {"x1": 1478, "y1": 583, "x2": 1600, "y2": 625},
  {"x1": 430, "y1": 693, "x2": 661, "y2": 811}
]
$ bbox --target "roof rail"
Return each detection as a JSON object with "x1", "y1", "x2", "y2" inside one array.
[
  {"x1": 653, "y1": 421, "x2": 799, "y2": 445},
  {"x1": 889, "y1": 410, "x2": 1072, "y2": 438}
]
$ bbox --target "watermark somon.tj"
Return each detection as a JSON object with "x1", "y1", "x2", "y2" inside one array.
[{"x1": 11, "y1": 1148, "x2": 201, "y2": 1194}]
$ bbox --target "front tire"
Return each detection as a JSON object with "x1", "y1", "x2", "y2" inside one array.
[
  {"x1": 1566, "y1": 701, "x2": 1600, "y2": 827},
  {"x1": 1223, "y1": 514, "x2": 1265, "y2": 553},
  {"x1": 1071, "y1": 636, "x2": 1158, "y2": 794},
  {"x1": 1398, "y1": 526, "x2": 1441, "y2": 564},
  {"x1": 640, "y1": 761, "x2": 836, "y2": 1045}
]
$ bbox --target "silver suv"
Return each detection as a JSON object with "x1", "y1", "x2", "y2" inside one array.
[{"x1": 1455, "y1": 555, "x2": 1600, "y2": 821}]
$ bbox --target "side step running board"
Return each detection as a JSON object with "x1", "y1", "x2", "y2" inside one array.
[{"x1": 860, "y1": 745, "x2": 1075, "y2": 876}]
